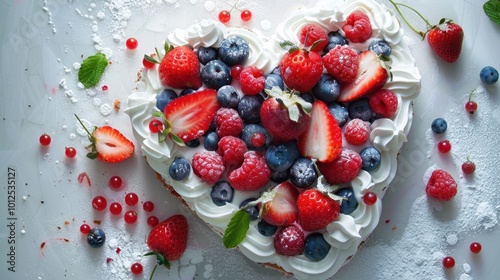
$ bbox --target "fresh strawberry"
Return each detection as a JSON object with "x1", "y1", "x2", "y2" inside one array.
[
  {"x1": 75, "y1": 115, "x2": 135, "y2": 163},
  {"x1": 427, "y1": 21, "x2": 463, "y2": 63},
  {"x1": 274, "y1": 224, "x2": 304, "y2": 256},
  {"x1": 159, "y1": 45, "x2": 202, "y2": 89},
  {"x1": 297, "y1": 100, "x2": 342, "y2": 163},
  {"x1": 145, "y1": 215, "x2": 188, "y2": 275},
  {"x1": 164, "y1": 89, "x2": 220, "y2": 143},
  {"x1": 426, "y1": 169, "x2": 458, "y2": 201},
  {"x1": 260, "y1": 87, "x2": 312, "y2": 143},
  {"x1": 279, "y1": 45, "x2": 323, "y2": 93},
  {"x1": 297, "y1": 189, "x2": 340, "y2": 231},
  {"x1": 337, "y1": 50, "x2": 389, "y2": 102},
  {"x1": 261, "y1": 182, "x2": 299, "y2": 227}
]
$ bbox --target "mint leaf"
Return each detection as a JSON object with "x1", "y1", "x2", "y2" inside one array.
[
  {"x1": 78, "y1": 53, "x2": 109, "y2": 88},
  {"x1": 484, "y1": 0, "x2": 500, "y2": 24},
  {"x1": 223, "y1": 209, "x2": 250, "y2": 248}
]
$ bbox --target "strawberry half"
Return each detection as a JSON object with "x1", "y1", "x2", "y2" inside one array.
[
  {"x1": 337, "y1": 50, "x2": 389, "y2": 103},
  {"x1": 164, "y1": 89, "x2": 220, "y2": 143},
  {"x1": 298, "y1": 100, "x2": 342, "y2": 163},
  {"x1": 261, "y1": 182, "x2": 299, "y2": 227},
  {"x1": 75, "y1": 115, "x2": 135, "y2": 163}
]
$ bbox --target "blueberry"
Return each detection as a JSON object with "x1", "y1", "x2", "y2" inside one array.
[
  {"x1": 87, "y1": 228, "x2": 106, "y2": 248},
  {"x1": 265, "y1": 73, "x2": 285, "y2": 90},
  {"x1": 266, "y1": 144, "x2": 295, "y2": 172},
  {"x1": 197, "y1": 46, "x2": 218, "y2": 65},
  {"x1": 431, "y1": 118, "x2": 447, "y2": 134},
  {"x1": 327, "y1": 102, "x2": 349, "y2": 126},
  {"x1": 360, "y1": 146, "x2": 381, "y2": 171},
  {"x1": 480, "y1": 66, "x2": 499, "y2": 85},
  {"x1": 241, "y1": 124, "x2": 271, "y2": 150},
  {"x1": 201, "y1": 60, "x2": 232, "y2": 89},
  {"x1": 368, "y1": 39, "x2": 392, "y2": 57},
  {"x1": 218, "y1": 35, "x2": 250, "y2": 66},
  {"x1": 289, "y1": 158, "x2": 317, "y2": 188},
  {"x1": 257, "y1": 219, "x2": 278, "y2": 236},
  {"x1": 304, "y1": 232, "x2": 331, "y2": 261},
  {"x1": 217, "y1": 85, "x2": 241, "y2": 108},
  {"x1": 180, "y1": 88, "x2": 196, "y2": 97},
  {"x1": 270, "y1": 169, "x2": 289, "y2": 183},
  {"x1": 240, "y1": 198, "x2": 259, "y2": 220},
  {"x1": 185, "y1": 138, "x2": 200, "y2": 148},
  {"x1": 323, "y1": 31, "x2": 348, "y2": 53},
  {"x1": 300, "y1": 91, "x2": 315, "y2": 104},
  {"x1": 156, "y1": 89, "x2": 178, "y2": 111},
  {"x1": 237, "y1": 95, "x2": 264, "y2": 124},
  {"x1": 348, "y1": 98, "x2": 374, "y2": 121},
  {"x1": 169, "y1": 157, "x2": 191, "y2": 181},
  {"x1": 210, "y1": 181, "x2": 234, "y2": 206},
  {"x1": 312, "y1": 74, "x2": 341, "y2": 103},
  {"x1": 335, "y1": 188, "x2": 358, "y2": 214},
  {"x1": 284, "y1": 140, "x2": 301, "y2": 162},
  {"x1": 204, "y1": 131, "x2": 219, "y2": 151}
]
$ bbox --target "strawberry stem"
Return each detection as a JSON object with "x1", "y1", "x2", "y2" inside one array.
[{"x1": 388, "y1": 0, "x2": 432, "y2": 39}]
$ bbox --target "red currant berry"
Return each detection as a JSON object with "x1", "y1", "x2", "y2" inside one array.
[
  {"x1": 149, "y1": 119, "x2": 164, "y2": 133},
  {"x1": 470, "y1": 242, "x2": 482, "y2": 254},
  {"x1": 109, "y1": 202, "x2": 123, "y2": 215},
  {"x1": 125, "y1": 192, "x2": 139, "y2": 206},
  {"x1": 109, "y1": 176, "x2": 123, "y2": 190},
  {"x1": 143, "y1": 201, "x2": 155, "y2": 212},
  {"x1": 65, "y1": 147, "x2": 77, "y2": 158},
  {"x1": 39, "y1": 133, "x2": 51, "y2": 146},
  {"x1": 230, "y1": 65, "x2": 244, "y2": 80},
  {"x1": 462, "y1": 160, "x2": 476, "y2": 175},
  {"x1": 250, "y1": 132, "x2": 266, "y2": 148},
  {"x1": 92, "y1": 196, "x2": 107, "y2": 211},
  {"x1": 80, "y1": 223, "x2": 91, "y2": 234},
  {"x1": 147, "y1": 216, "x2": 159, "y2": 227},
  {"x1": 101, "y1": 85, "x2": 109, "y2": 91},
  {"x1": 131, "y1": 262, "x2": 143, "y2": 275},
  {"x1": 240, "y1": 10, "x2": 252, "y2": 22},
  {"x1": 442, "y1": 256, "x2": 455, "y2": 269},
  {"x1": 465, "y1": 101, "x2": 477, "y2": 114},
  {"x1": 363, "y1": 192, "x2": 377, "y2": 205},
  {"x1": 218, "y1": 10, "x2": 231, "y2": 23},
  {"x1": 437, "y1": 140, "x2": 452, "y2": 153},
  {"x1": 142, "y1": 57, "x2": 155, "y2": 69},
  {"x1": 126, "y1": 37, "x2": 138, "y2": 50},
  {"x1": 124, "y1": 210, "x2": 138, "y2": 224}
]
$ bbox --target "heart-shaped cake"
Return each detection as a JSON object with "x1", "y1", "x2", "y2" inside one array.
[{"x1": 125, "y1": 0, "x2": 421, "y2": 278}]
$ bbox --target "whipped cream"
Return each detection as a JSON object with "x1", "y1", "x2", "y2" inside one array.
[{"x1": 126, "y1": 0, "x2": 421, "y2": 279}]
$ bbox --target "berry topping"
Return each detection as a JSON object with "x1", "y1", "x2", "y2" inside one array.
[
  {"x1": 80, "y1": 224, "x2": 91, "y2": 234},
  {"x1": 426, "y1": 169, "x2": 458, "y2": 201},
  {"x1": 323, "y1": 31, "x2": 348, "y2": 53},
  {"x1": 327, "y1": 102, "x2": 349, "y2": 126},
  {"x1": 156, "y1": 89, "x2": 178, "y2": 111},
  {"x1": 204, "y1": 132, "x2": 220, "y2": 151},
  {"x1": 228, "y1": 151, "x2": 271, "y2": 191},
  {"x1": 342, "y1": 11, "x2": 372, "y2": 43},
  {"x1": 317, "y1": 148, "x2": 362, "y2": 184},
  {"x1": 480, "y1": 66, "x2": 499, "y2": 85},
  {"x1": 257, "y1": 219, "x2": 278, "y2": 237},
  {"x1": 240, "y1": 10, "x2": 252, "y2": 22},
  {"x1": 274, "y1": 224, "x2": 304, "y2": 256},
  {"x1": 442, "y1": 256, "x2": 455, "y2": 269},
  {"x1": 437, "y1": 140, "x2": 451, "y2": 153},
  {"x1": 109, "y1": 175, "x2": 123, "y2": 190},
  {"x1": 39, "y1": 133, "x2": 51, "y2": 146},
  {"x1": 348, "y1": 98, "x2": 374, "y2": 121},
  {"x1": 265, "y1": 144, "x2": 296, "y2": 172},
  {"x1": 360, "y1": 146, "x2": 382, "y2": 171},
  {"x1": 312, "y1": 74, "x2": 341, "y2": 103},
  {"x1": 461, "y1": 158, "x2": 476, "y2": 175},
  {"x1": 470, "y1": 242, "x2": 482, "y2": 254},
  {"x1": 344, "y1": 119, "x2": 370, "y2": 146},
  {"x1": 239, "y1": 66, "x2": 265, "y2": 96},
  {"x1": 362, "y1": 192, "x2": 377, "y2": 205},
  {"x1": 143, "y1": 201, "x2": 155, "y2": 212},
  {"x1": 197, "y1": 46, "x2": 218, "y2": 65},
  {"x1": 109, "y1": 202, "x2": 123, "y2": 215},
  {"x1": 289, "y1": 157, "x2": 317, "y2": 188},
  {"x1": 336, "y1": 188, "x2": 358, "y2": 214},
  {"x1": 126, "y1": 37, "x2": 138, "y2": 50},
  {"x1": 265, "y1": 73, "x2": 285, "y2": 91},
  {"x1": 92, "y1": 196, "x2": 107, "y2": 211},
  {"x1": 241, "y1": 124, "x2": 270, "y2": 150},
  {"x1": 147, "y1": 216, "x2": 159, "y2": 228},
  {"x1": 124, "y1": 210, "x2": 138, "y2": 224},
  {"x1": 215, "y1": 108, "x2": 244, "y2": 138},
  {"x1": 159, "y1": 45, "x2": 202, "y2": 89},
  {"x1": 368, "y1": 39, "x2": 392, "y2": 56},
  {"x1": 218, "y1": 10, "x2": 231, "y2": 23},
  {"x1": 279, "y1": 43, "x2": 323, "y2": 93},
  {"x1": 211, "y1": 181, "x2": 234, "y2": 206},
  {"x1": 431, "y1": 118, "x2": 447, "y2": 134},
  {"x1": 192, "y1": 151, "x2": 225, "y2": 184},
  {"x1": 218, "y1": 136, "x2": 247, "y2": 167},
  {"x1": 240, "y1": 198, "x2": 259, "y2": 220},
  {"x1": 218, "y1": 35, "x2": 250, "y2": 66},
  {"x1": 369, "y1": 89, "x2": 399, "y2": 118},
  {"x1": 304, "y1": 232, "x2": 331, "y2": 261},
  {"x1": 87, "y1": 228, "x2": 106, "y2": 248},
  {"x1": 230, "y1": 65, "x2": 244, "y2": 81},
  {"x1": 169, "y1": 157, "x2": 191, "y2": 181},
  {"x1": 217, "y1": 85, "x2": 241, "y2": 108},
  {"x1": 299, "y1": 23, "x2": 328, "y2": 52},
  {"x1": 143, "y1": 56, "x2": 156, "y2": 69},
  {"x1": 201, "y1": 60, "x2": 233, "y2": 89},
  {"x1": 238, "y1": 95, "x2": 264, "y2": 124},
  {"x1": 131, "y1": 263, "x2": 143, "y2": 275},
  {"x1": 261, "y1": 182, "x2": 298, "y2": 226},
  {"x1": 125, "y1": 192, "x2": 139, "y2": 206},
  {"x1": 297, "y1": 189, "x2": 340, "y2": 231},
  {"x1": 149, "y1": 119, "x2": 164, "y2": 133},
  {"x1": 322, "y1": 45, "x2": 359, "y2": 84},
  {"x1": 65, "y1": 147, "x2": 77, "y2": 158}
]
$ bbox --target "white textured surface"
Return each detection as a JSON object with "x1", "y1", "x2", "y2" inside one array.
[{"x1": 1, "y1": 0, "x2": 499, "y2": 279}]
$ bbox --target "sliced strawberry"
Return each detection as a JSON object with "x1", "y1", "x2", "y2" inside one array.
[
  {"x1": 298, "y1": 100, "x2": 342, "y2": 163},
  {"x1": 337, "y1": 50, "x2": 389, "y2": 103},
  {"x1": 164, "y1": 89, "x2": 220, "y2": 143},
  {"x1": 261, "y1": 182, "x2": 299, "y2": 227},
  {"x1": 93, "y1": 126, "x2": 135, "y2": 163}
]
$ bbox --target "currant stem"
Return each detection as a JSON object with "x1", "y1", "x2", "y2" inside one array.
[
  {"x1": 469, "y1": 89, "x2": 477, "y2": 101},
  {"x1": 388, "y1": 0, "x2": 432, "y2": 39},
  {"x1": 229, "y1": 0, "x2": 241, "y2": 13}
]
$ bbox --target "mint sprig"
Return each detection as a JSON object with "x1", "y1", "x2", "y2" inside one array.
[
  {"x1": 484, "y1": 0, "x2": 500, "y2": 25},
  {"x1": 78, "y1": 53, "x2": 108, "y2": 88},
  {"x1": 223, "y1": 209, "x2": 250, "y2": 248}
]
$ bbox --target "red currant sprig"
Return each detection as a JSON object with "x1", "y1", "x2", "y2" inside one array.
[
  {"x1": 65, "y1": 147, "x2": 77, "y2": 158},
  {"x1": 109, "y1": 202, "x2": 123, "y2": 215},
  {"x1": 109, "y1": 175, "x2": 123, "y2": 190},
  {"x1": 442, "y1": 256, "x2": 455, "y2": 269},
  {"x1": 124, "y1": 210, "x2": 138, "y2": 224},
  {"x1": 126, "y1": 38, "x2": 138, "y2": 50},
  {"x1": 363, "y1": 192, "x2": 377, "y2": 205},
  {"x1": 465, "y1": 89, "x2": 478, "y2": 114},
  {"x1": 39, "y1": 133, "x2": 51, "y2": 146},
  {"x1": 125, "y1": 192, "x2": 139, "y2": 206},
  {"x1": 80, "y1": 223, "x2": 91, "y2": 234},
  {"x1": 437, "y1": 140, "x2": 451, "y2": 153},
  {"x1": 218, "y1": 0, "x2": 252, "y2": 24},
  {"x1": 92, "y1": 196, "x2": 107, "y2": 211},
  {"x1": 131, "y1": 262, "x2": 143, "y2": 275},
  {"x1": 470, "y1": 242, "x2": 482, "y2": 254}
]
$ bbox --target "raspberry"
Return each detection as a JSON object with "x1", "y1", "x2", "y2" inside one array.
[
  {"x1": 317, "y1": 148, "x2": 362, "y2": 184},
  {"x1": 228, "y1": 151, "x2": 271, "y2": 191},
  {"x1": 239, "y1": 66, "x2": 265, "y2": 95},
  {"x1": 215, "y1": 108, "x2": 244, "y2": 137},
  {"x1": 461, "y1": 159, "x2": 476, "y2": 175},
  {"x1": 192, "y1": 151, "x2": 225, "y2": 184},
  {"x1": 274, "y1": 224, "x2": 305, "y2": 256},
  {"x1": 369, "y1": 89, "x2": 398, "y2": 118},
  {"x1": 342, "y1": 11, "x2": 372, "y2": 43},
  {"x1": 426, "y1": 169, "x2": 457, "y2": 201},
  {"x1": 299, "y1": 23, "x2": 328, "y2": 52},
  {"x1": 322, "y1": 45, "x2": 359, "y2": 84},
  {"x1": 344, "y1": 119, "x2": 370, "y2": 145},
  {"x1": 217, "y1": 136, "x2": 247, "y2": 167}
]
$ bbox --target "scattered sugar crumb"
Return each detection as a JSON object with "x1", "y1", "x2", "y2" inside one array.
[
  {"x1": 446, "y1": 233, "x2": 458, "y2": 245},
  {"x1": 463, "y1": 262, "x2": 471, "y2": 274}
]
